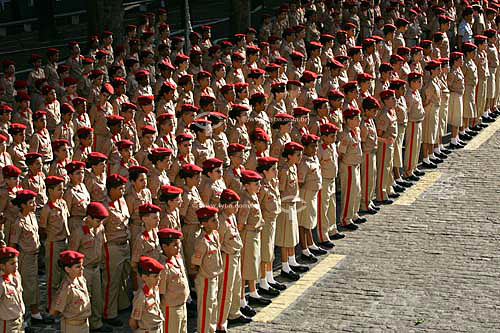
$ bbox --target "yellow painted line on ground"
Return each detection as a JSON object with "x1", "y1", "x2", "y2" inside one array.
[
  {"x1": 463, "y1": 119, "x2": 500, "y2": 150},
  {"x1": 253, "y1": 254, "x2": 345, "y2": 323},
  {"x1": 395, "y1": 172, "x2": 442, "y2": 206}
]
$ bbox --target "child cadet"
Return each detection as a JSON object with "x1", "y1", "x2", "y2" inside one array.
[
  {"x1": 129, "y1": 257, "x2": 164, "y2": 333},
  {"x1": 68, "y1": 202, "x2": 110, "y2": 332},
  {"x1": 49, "y1": 250, "x2": 91, "y2": 332},
  {"x1": 125, "y1": 165, "x2": 153, "y2": 245},
  {"x1": 158, "y1": 185, "x2": 183, "y2": 231},
  {"x1": 158, "y1": 228, "x2": 190, "y2": 333},
  {"x1": 0, "y1": 247, "x2": 24, "y2": 332},
  {"x1": 191, "y1": 206, "x2": 223, "y2": 333},
  {"x1": 63, "y1": 161, "x2": 91, "y2": 232}
]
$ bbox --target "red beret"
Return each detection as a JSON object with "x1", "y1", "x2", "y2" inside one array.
[
  {"x1": 408, "y1": 72, "x2": 423, "y2": 80},
  {"x1": 234, "y1": 82, "x2": 249, "y2": 90},
  {"x1": 139, "y1": 256, "x2": 164, "y2": 274},
  {"x1": 463, "y1": 42, "x2": 478, "y2": 52},
  {"x1": 87, "y1": 202, "x2": 109, "y2": 219},
  {"x1": 227, "y1": 143, "x2": 245, "y2": 153},
  {"x1": 342, "y1": 81, "x2": 358, "y2": 91},
  {"x1": 484, "y1": 29, "x2": 497, "y2": 38},
  {"x1": 59, "y1": 250, "x2": 84, "y2": 265},
  {"x1": 362, "y1": 96, "x2": 381, "y2": 109},
  {"x1": 0, "y1": 134, "x2": 7, "y2": 143},
  {"x1": 151, "y1": 147, "x2": 173, "y2": 157},
  {"x1": 121, "y1": 102, "x2": 137, "y2": 112},
  {"x1": 46, "y1": 176, "x2": 65, "y2": 186},
  {"x1": 379, "y1": 63, "x2": 394, "y2": 72},
  {"x1": 212, "y1": 62, "x2": 226, "y2": 70},
  {"x1": 290, "y1": 51, "x2": 305, "y2": 59},
  {"x1": 159, "y1": 60, "x2": 175, "y2": 71},
  {"x1": 196, "y1": 206, "x2": 219, "y2": 219},
  {"x1": 425, "y1": 60, "x2": 442, "y2": 70},
  {"x1": 301, "y1": 70, "x2": 318, "y2": 82},
  {"x1": 271, "y1": 82, "x2": 286, "y2": 91},
  {"x1": 284, "y1": 141, "x2": 304, "y2": 151},
  {"x1": 76, "y1": 127, "x2": 94, "y2": 138},
  {"x1": 220, "y1": 84, "x2": 234, "y2": 94},
  {"x1": 327, "y1": 59, "x2": 344, "y2": 69},
  {"x1": 135, "y1": 70, "x2": 150, "y2": 80},
  {"x1": 181, "y1": 164, "x2": 203, "y2": 174},
  {"x1": 342, "y1": 107, "x2": 362, "y2": 118},
  {"x1": 249, "y1": 92, "x2": 267, "y2": 103},
  {"x1": 41, "y1": 85, "x2": 56, "y2": 95},
  {"x1": 220, "y1": 189, "x2": 240, "y2": 202},
  {"x1": 390, "y1": 54, "x2": 404, "y2": 62},
  {"x1": 65, "y1": 161, "x2": 86, "y2": 173},
  {"x1": 106, "y1": 115, "x2": 124, "y2": 126},
  {"x1": 139, "y1": 203, "x2": 161, "y2": 214},
  {"x1": 137, "y1": 95, "x2": 154, "y2": 105},
  {"x1": 240, "y1": 170, "x2": 263, "y2": 182},
  {"x1": 450, "y1": 52, "x2": 464, "y2": 60},
  {"x1": 82, "y1": 58, "x2": 95, "y2": 65},
  {"x1": 87, "y1": 152, "x2": 108, "y2": 162},
  {"x1": 257, "y1": 156, "x2": 279, "y2": 167},
  {"x1": 160, "y1": 185, "x2": 183, "y2": 196},
  {"x1": 176, "y1": 133, "x2": 193, "y2": 143},
  {"x1": 107, "y1": 174, "x2": 128, "y2": 187},
  {"x1": 15, "y1": 91, "x2": 30, "y2": 102},
  {"x1": 397, "y1": 46, "x2": 411, "y2": 55},
  {"x1": 60, "y1": 103, "x2": 75, "y2": 115},
  {"x1": 0, "y1": 105, "x2": 12, "y2": 114},
  {"x1": 156, "y1": 113, "x2": 174, "y2": 122},
  {"x1": 72, "y1": 97, "x2": 87, "y2": 105},
  {"x1": 25, "y1": 152, "x2": 43, "y2": 161},
  {"x1": 158, "y1": 228, "x2": 183, "y2": 240},
  {"x1": 411, "y1": 46, "x2": 423, "y2": 54},
  {"x1": 231, "y1": 52, "x2": 245, "y2": 61},
  {"x1": 301, "y1": 134, "x2": 320, "y2": 144},
  {"x1": 274, "y1": 56, "x2": 288, "y2": 64},
  {"x1": 380, "y1": 89, "x2": 396, "y2": 100},
  {"x1": 14, "y1": 80, "x2": 27, "y2": 90},
  {"x1": 396, "y1": 17, "x2": 410, "y2": 26},
  {"x1": 328, "y1": 89, "x2": 345, "y2": 99},
  {"x1": 129, "y1": 165, "x2": 149, "y2": 174},
  {"x1": 371, "y1": 35, "x2": 384, "y2": 42},
  {"x1": 141, "y1": 125, "x2": 156, "y2": 135},
  {"x1": 101, "y1": 83, "x2": 114, "y2": 95},
  {"x1": 265, "y1": 63, "x2": 281, "y2": 72},
  {"x1": 345, "y1": 22, "x2": 357, "y2": 29},
  {"x1": 362, "y1": 38, "x2": 375, "y2": 46},
  {"x1": 357, "y1": 73, "x2": 374, "y2": 81},
  {"x1": 202, "y1": 158, "x2": 223, "y2": 169},
  {"x1": 208, "y1": 112, "x2": 228, "y2": 122},
  {"x1": 287, "y1": 80, "x2": 303, "y2": 87},
  {"x1": 246, "y1": 46, "x2": 261, "y2": 54},
  {"x1": 47, "y1": 48, "x2": 60, "y2": 56},
  {"x1": 3, "y1": 165, "x2": 22, "y2": 177},
  {"x1": 293, "y1": 106, "x2": 311, "y2": 116},
  {"x1": 320, "y1": 122, "x2": 339, "y2": 134},
  {"x1": 253, "y1": 128, "x2": 270, "y2": 142},
  {"x1": 197, "y1": 70, "x2": 212, "y2": 79},
  {"x1": 181, "y1": 104, "x2": 199, "y2": 113},
  {"x1": 201, "y1": 25, "x2": 212, "y2": 31},
  {"x1": 420, "y1": 40, "x2": 432, "y2": 47},
  {"x1": 190, "y1": 118, "x2": 212, "y2": 131},
  {"x1": 15, "y1": 190, "x2": 37, "y2": 201},
  {"x1": 0, "y1": 247, "x2": 19, "y2": 259},
  {"x1": 32, "y1": 111, "x2": 46, "y2": 120},
  {"x1": 383, "y1": 24, "x2": 396, "y2": 32},
  {"x1": 390, "y1": 79, "x2": 407, "y2": 87}
]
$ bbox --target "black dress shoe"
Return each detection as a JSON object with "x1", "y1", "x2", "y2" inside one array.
[
  {"x1": 434, "y1": 152, "x2": 447, "y2": 159},
  {"x1": 478, "y1": 122, "x2": 488, "y2": 128},
  {"x1": 340, "y1": 223, "x2": 359, "y2": 230},
  {"x1": 430, "y1": 157, "x2": 443, "y2": 164},
  {"x1": 90, "y1": 325, "x2": 113, "y2": 332},
  {"x1": 280, "y1": 269, "x2": 300, "y2": 281},
  {"x1": 240, "y1": 305, "x2": 256, "y2": 317},
  {"x1": 393, "y1": 184, "x2": 405, "y2": 193},
  {"x1": 448, "y1": 142, "x2": 464, "y2": 150},
  {"x1": 422, "y1": 161, "x2": 437, "y2": 169},
  {"x1": 31, "y1": 315, "x2": 54, "y2": 325},
  {"x1": 396, "y1": 180, "x2": 412, "y2": 188},
  {"x1": 309, "y1": 247, "x2": 327, "y2": 256},
  {"x1": 290, "y1": 264, "x2": 309, "y2": 272},
  {"x1": 330, "y1": 233, "x2": 346, "y2": 240},
  {"x1": 466, "y1": 129, "x2": 478, "y2": 136},
  {"x1": 258, "y1": 286, "x2": 280, "y2": 297},
  {"x1": 216, "y1": 330, "x2": 227, "y2": 333},
  {"x1": 370, "y1": 205, "x2": 381, "y2": 211},
  {"x1": 318, "y1": 241, "x2": 335, "y2": 249},
  {"x1": 483, "y1": 115, "x2": 495, "y2": 122},
  {"x1": 388, "y1": 193, "x2": 400, "y2": 199},
  {"x1": 103, "y1": 318, "x2": 123, "y2": 327},
  {"x1": 374, "y1": 199, "x2": 393, "y2": 205},
  {"x1": 360, "y1": 208, "x2": 378, "y2": 214},
  {"x1": 459, "y1": 133, "x2": 472, "y2": 141},
  {"x1": 470, "y1": 125, "x2": 482, "y2": 131},
  {"x1": 405, "y1": 174, "x2": 420, "y2": 181},
  {"x1": 414, "y1": 169, "x2": 425, "y2": 176},
  {"x1": 248, "y1": 295, "x2": 272, "y2": 306},
  {"x1": 229, "y1": 315, "x2": 253, "y2": 324},
  {"x1": 353, "y1": 217, "x2": 367, "y2": 224},
  {"x1": 269, "y1": 281, "x2": 287, "y2": 291},
  {"x1": 440, "y1": 148, "x2": 451, "y2": 154},
  {"x1": 299, "y1": 253, "x2": 318, "y2": 263}
]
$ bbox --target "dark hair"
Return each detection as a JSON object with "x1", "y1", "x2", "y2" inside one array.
[
  {"x1": 129, "y1": 170, "x2": 146, "y2": 182},
  {"x1": 179, "y1": 169, "x2": 199, "y2": 179},
  {"x1": 158, "y1": 192, "x2": 180, "y2": 203},
  {"x1": 159, "y1": 238, "x2": 178, "y2": 246},
  {"x1": 0, "y1": 257, "x2": 12, "y2": 265},
  {"x1": 138, "y1": 265, "x2": 158, "y2": 276},
  {"x1": 58, "y1": 260, "x2": 78, "y2": 271},
  {"x1": 202, "y1": 166, "x2": 218, "y2": 177},
  {"x1": 256, "y1": 164, "x2": 273, "y2": 173},
  {"x1": 282, "y1": 149, "x2": 296, "y2": 159},
  {"x1": 220, "y1": 197, "x2": 238, "y2": 206},
  {"x1": 47, "y1": 183, "x2": 62, "y2": 190}
]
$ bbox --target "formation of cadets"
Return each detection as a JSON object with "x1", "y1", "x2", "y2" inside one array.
[{"x1": 0, "y1": 0, "x2": 499, "y2": 332}]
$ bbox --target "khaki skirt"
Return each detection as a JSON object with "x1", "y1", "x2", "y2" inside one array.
[{"x1": 275, "y1": 202, "x2": 299, "y2": 248}]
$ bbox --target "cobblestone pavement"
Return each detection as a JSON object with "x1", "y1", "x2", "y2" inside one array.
[{"x1": 30, "y1": 121, "x2": 500, "y2": 332}]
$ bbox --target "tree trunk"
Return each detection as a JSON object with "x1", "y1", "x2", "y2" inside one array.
[{"x1": 231, "y1": 0, "x2": 250, "y2": 33}]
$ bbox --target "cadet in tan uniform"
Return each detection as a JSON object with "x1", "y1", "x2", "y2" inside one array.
[
  {"x1": 84, "y1": 152, "x2": 108, "y2": 203},
  {"x1": 169, "y1": 134, "x2": 195, "y2": 186},
  {"x1": 199, "y1": 158, "x2": 226, "y2": 206},
  {"x1": 102, "y1": 174, "x2": 131, "y2": 326},
  {"x1": 158, "y1": 228, "x2": 190, "y2": 333},
  {"x1": 276, "y1": 142, "x2": 307, "y2": 281},
  {"x1": 485, "y1": 29, "x2": 498, "y2": 121},
  {"x1": 109, "y1": 140, "x2": 138, "y2": 177},
  {"x1": 49, "y1": 140, "x2": 70, "y2": 182},
  {"x1": 73, "y1": 127, "x2": 93, "y2": 162},
  {"x1": 23, "y1": 154, "x2": 48, "y2": 210},
  {"x1": 158, "y1": 186, "x2": 183, "y2": 232},
  {"x1": 8, "y1": 123, "x2": 29, "y2": 173},
  {"x1": 148, "y1": 148, "x2": 172, "y2": 203},
  {"x1": 474, "y1": 35, "x2": 489, "y2": 129},
  {"x1": 338, "y1": 108, "x2": 363, "y2": 229},
  {"x1": 63, "y1": 161, "x2": 91, "y2": 232},
  {"x1": 191, "y1": 206, "x2": 223, "y2": 333},
  {"x1": 68, "y1": 202, "x2": 110, "y2": 332},
  {"x1": 360, "y1": 97, "x2": 380, "y2": 214},
  {"x1": 29, "y1": 111, "x2": 53, "y2": 171},
  {"x1": 404, "y1": 72, "x2": 426, "y2": 178},
  {"x1": 10, "y1": 190, "x2": 52, "y2": 327},
  {"x1": 191, "y1": 119, "x2": 215, "y2": 166},
  {"x1": 270, "y1": 114, "x2": 293, "y2": 168},
  {"x1": 0, "y1": 166, "x2": 22, "y2": 246},
  {"x1": 375, "y1": 91, "x2": 399, "y2": 203},
  {"x1": 216, "y1": 189, "x2": 251, "y2": 330},
  {"x1": 179, "y1": 164, "x2": 204, "y2": 278},
  {"x1": 0, "y1": 247, "x2": 24, "y2": 333},
  {"x1": 126, "y1": 166, "x2": 153, "y2": 246},
  {"x1": 209, "y1": 112, "x2": 230, "y2": 168},
  {"x1": 39, "y1": 176, "x2": 69, "y2": 310},
  {"x1": 224, "y1": 144, "x2": 246, "y2": 195},
  {"x1": 460, "y1": 43, "x2": 479, "y2": 143},
  {"x1": 135, "y1": 125, "x2": 158, "y2": 171},
  {"x1": 50, "y1": 250, "x2": 91, "y2": 333}
]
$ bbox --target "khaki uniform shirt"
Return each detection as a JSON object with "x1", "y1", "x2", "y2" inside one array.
[
  {"x1": 360, "y1": 118, "x2": 378, "y2": 153},
  {"x1": 278, "y1": 163, "x2": 299, "y2": 203},
  {"x1": 126, "y1": 188, "x2": 153, "y2": 225},
  {"x1": 192, "y1": 139, "x2": 215, "y2": 166},
  {"x1": 270, "y1": 133, "x2": 291, "y2": 167},
  {"x1": 40, "y1": 199, "x2": 70, "y2": 242},
  {"x1": 217, "y1": 212, "x2": 243, "y2": 255},
  {"x1": 212, "y1": 132, "x2": 229, "y2": 167},
  {"x1": 405, "y1": 89, "x2": 426, "y2": 122},
  {"x1": 10, "y1": 212, "x2": 40, "y2": 254},
  {"x1": 159, "y1": 207, "x2": 181, "y2": 231},
  {"x1": 487, "y1": 44, "x2": 499, "y2": 72},
  {"x1": 156, "y1": 133, "x2": 177, "y2": 157},
  {"x1": 68, "y1": 222, "x2": 106, "y2": 267},
  {"x1": 318, "y1": 142, "x2": 338, "y2": 179},
  {"x1": 29, "y1": 129, "x2": 53, "y2": 163},
  {"x1": 237, "y1": 190, "x2": 264, "y2": 231},
  {"x1": 89, "y1": 102, "x2": 113, "y2": 137},
  {"x1": 159, "y1": 255, "x2": 190, "y2": 306},
  {"x1": 395, "y1": 95, "x2": 408, "y2": 126},
  {"x1": 180, "y1": 186, "x2": 203, "y2": 225},
  {"x1": 64, "y1": 183, "x2": 91, "y2": 218},
  {"x1": 169, "y1": 153, "x2": 195, "y2": 186},
  {"x1": 54, "y1": 277, "x2": 91, "y2": 321},
  {"x1": 223, "y1": 165, "x2": 244, "y2": 195},
  {"x1": 258, "y1": 179, "x2": 281, "y2": 221},
  {"x1": 191, "y1": 231, "x2": 223, "y2": 278},
  {"x1": 22, "y1": 172, "x2": 48, "y2": 209},
  {"x1": 103, "y1": 197, "x2": 130, "y2": 243},
  {"x1": 49, "y1": 159, "x2": 69, "y2": 183},
  {"x1": 148, "y1": 167, "x2": 170, "y2": 201},
  {"x1": 199, "y1": 176, "x2": 225, "y2": 207},
  {"x1": 43, "y1": 100, "x2": 61, "y2": 132},
  {"x1": 0, "y1": 272, "x2": 24, "y2": 320},
  {"x1": 131, "y1": 228, "x2": 161, "y2": 264},
  {"x1": 84, "y1": 171, "x2": 107, "y2": 202},
  {"x1": 338, "y1": 127, "x2": 363, "y2": 165},
  {"x1": 53, "y1": 122, "x2": 75, "y2": 148},
  {"x1": 297, "y1": 155, "x2": 322, "y2": 191},
  {"x1": 265, "y1": 99, "x2": 287, "y2": 117},
  {"x1": 8, "y1": 142, "x2": 28, "y2": 172}
]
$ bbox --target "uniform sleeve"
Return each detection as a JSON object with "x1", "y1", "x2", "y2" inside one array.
[
  {"x1": 191, "y1": 238, "x2": 206, "y2": 266},
  {"x1": 296, "y1": 161, "x2": 307, "y2": 184},
  {"x1": 179, "y1": 193, "x2": 190, "y2": 218},
  {"x1": 53, "y1": 283, "x2": 69, "y2": 313},
  {"x1": 236, "y1": 200, "x2": 250, "y2": 228},
  {"x1": 131, "y1": 237, "x2": 144, "y2": 264},
  {"x1": 158, "y1": 268, "x2": 169, "y2": 295},
  {"x1": 29, "y1": 135, "x2": 40, "y2": 152},
  {"x1": 68, "y1": 229, "x2": 81, "y2": 251},
  {"x1": 130, "y1": 292, "x2": 145, "y2": 320},
  {"x1": 337, "y1": 134, "x2": 349, "y2": 154},
  {"x1": 63, "y1": 189, "x2": 74, "y2": 214},
  {"x1": 9, "y1": 220, "x2": 21, "y2": 245}
]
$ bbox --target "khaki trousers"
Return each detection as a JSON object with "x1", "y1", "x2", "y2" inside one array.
[
  {"x1": 1, "y1": 317, "x2": 23, "y2": 333},
  {"x1": 339, "y1": 163, "x2": 361, "y2": 226},
  {"x1": 376, "y1": 143, "x2": 394, "y2": 201},
  {"x1": 163, "y1": 303, "x2": 187, "y2": 333},
  {"x1": 195, "y1": 275, "x2": 218, "y2": 333},
  {"x1": 182, "y1": 224, "x2": 201, "y2": 276},
  {"x1": 360, "y1": 152, "x2": 376, "y2": 211},
  {"x1": 19, "y1": 251, "x2": 39, "y2": 307},
  {"x1": 216, "y1": 253, "x2": 240, "y2": 331},
  {"x1": 439, "y1": 93, "x2": 450, "y2": 136},
  {"x1": 45, "y1": 239, "x2": 67, "y2": 310},
  {"x1": 476, "y1": 79, "x2": 487, "y2": 118},
  {"x1": 404, "y1": 121, "x2": 422, "y2": 176},
  {"x1": 61, "y1": 318, "x2": 89, "y2": 333},
  {"x1": 317, "y1": 177, "x2": 337, "y2": 243},
  {"x1": 84, "y1": 265, "x2": 103, "y2": 329},
  {"x1": 394, "y1": 125, "x2": 406, "y2": 168},
  {"x1": 103, "y1": 241, "x2": 131, "y2": 320}
]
